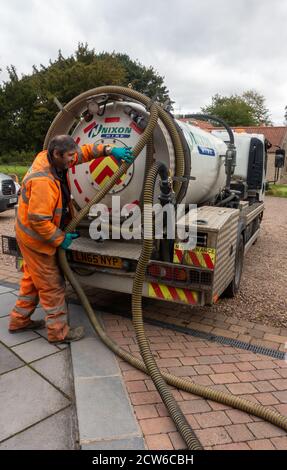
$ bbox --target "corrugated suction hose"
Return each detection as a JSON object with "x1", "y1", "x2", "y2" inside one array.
[
  {"x1": 56, "y1": 87, "x2": 287, "y2": 450},
  {"x1": 132, "y1": 160, "x2": 202, "y2": 449}
]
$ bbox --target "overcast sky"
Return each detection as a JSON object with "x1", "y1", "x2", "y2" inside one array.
[{"x1": 0, "y1": 0, "x2": 286, "y2": 124}]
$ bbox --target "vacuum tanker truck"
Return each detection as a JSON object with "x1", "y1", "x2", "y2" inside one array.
[{"x1": 3, "y1": 87, "x2": 266, "y2": 307}]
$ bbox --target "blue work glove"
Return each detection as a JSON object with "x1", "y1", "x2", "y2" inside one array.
[
  {"x1": 60, "y1": 233, "x2": 80, "y2": 250},
  {"x1": 111, "y1": 147, "x2": 134, "y2": 164}
]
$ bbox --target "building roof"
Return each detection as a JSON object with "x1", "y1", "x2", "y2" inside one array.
[
  {"x1": 178, "y1": 119, "x2": 287, "y2": 152},
  {"x1": 225, "y1": 126, "x2": 287, "y2": 152},
  {"x1": 178, "y1": 118, "x2": 214, "y2": 131}
]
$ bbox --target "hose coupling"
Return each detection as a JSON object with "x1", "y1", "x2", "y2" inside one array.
[{"x1": 158, "y1": 165, "x2": 175, "y2": 205}]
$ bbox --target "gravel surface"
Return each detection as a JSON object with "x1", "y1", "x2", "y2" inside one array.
[
  {"x1": 0, "y1": 196, "x2": 286, "y2": 328},
  {"x1": 194, "y1": 196, "x2": 287, "y2": 328}
]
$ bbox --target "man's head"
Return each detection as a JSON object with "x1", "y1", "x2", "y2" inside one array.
[{"x1": 48, "y1": 135, "x2": 77, "y2": 170}]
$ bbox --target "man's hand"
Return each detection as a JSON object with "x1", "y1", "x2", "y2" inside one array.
[
  {"x1": 111, "y1": 147, "x2": 134, "y2": 164},
  {"x1": 60, "y1": 232, "x2": 80, "y2": 250}
]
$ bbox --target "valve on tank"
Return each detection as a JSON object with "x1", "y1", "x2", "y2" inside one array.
[{"x1": 123, "y1": 105, "x2": 148, "y2": 130}]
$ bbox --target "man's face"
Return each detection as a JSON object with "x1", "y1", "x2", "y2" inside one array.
[{"x1": 53, "y1": 149, "x2": 76, "y2": 170}]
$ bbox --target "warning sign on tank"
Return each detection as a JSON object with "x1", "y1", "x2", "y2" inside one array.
[{"x1": 173, "y1": 245, "x2": 216, "y2": 270}]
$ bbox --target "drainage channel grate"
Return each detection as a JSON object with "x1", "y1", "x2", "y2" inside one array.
[
  {"x1": 91, "y1": 306, "x2": 286, "y2": 361},
  {"x1": 141, "y1": 319, "x2": 286, "y2": 360},
  {"x1": 68, "y1": 297, "x2": 286, "y2": 361}
]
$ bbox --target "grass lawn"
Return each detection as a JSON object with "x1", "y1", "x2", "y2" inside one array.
[
  {"x1": 0, "y1": 165, "x2": 29, "y2": 182},
  {"x1": 266, "y1": 184, "x2": 287, "y2": 198}
]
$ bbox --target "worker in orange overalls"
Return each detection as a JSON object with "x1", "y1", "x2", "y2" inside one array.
[{"x1": 9, "y1": 135, "x2": 134, "y2": 343}]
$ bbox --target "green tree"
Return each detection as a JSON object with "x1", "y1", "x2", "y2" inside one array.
[
  {"x1": 242, "y1": 89, "x2": 272, "y2": 125},
  {"x1": 0, "y1": 68, "x2": 39, "y2": 154},
  {"x1": 201, "y1": 90, "x2": 273, "y2": 127},
  {"x1": 0, "y1": 43, "x2": 170, "y2": 155},
  {"x1": 201, "y1": 94, "x2": 257, "y2": 127},
  {"x1": 97, "y1": 52, "x2": 170, "y2": 103}
]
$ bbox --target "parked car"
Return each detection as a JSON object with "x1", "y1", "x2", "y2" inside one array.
[{"x1": 0, "y1": 173, "x2": 18, "y2": 213}]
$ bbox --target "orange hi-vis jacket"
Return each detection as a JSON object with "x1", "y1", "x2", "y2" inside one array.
[{"x1": 16, "y1": 143, "x2": 106, "y2": 255}]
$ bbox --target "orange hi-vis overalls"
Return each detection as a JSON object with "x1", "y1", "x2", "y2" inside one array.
[{"x1": 9, "y1": 143, "x2": 106, "y2": 342}]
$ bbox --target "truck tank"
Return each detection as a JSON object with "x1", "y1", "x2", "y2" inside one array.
[{"x1": 68, "y1": 101, "x2": 228, "y2": 210}]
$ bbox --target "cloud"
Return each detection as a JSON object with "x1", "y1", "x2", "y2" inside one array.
[{"x1": 0, "y1": 0, "x2": 286, "y2": 123}]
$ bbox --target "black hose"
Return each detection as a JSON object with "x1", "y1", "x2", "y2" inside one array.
[
  {"x1": 215, "y1": 193, "x2": 237, "y2": 207},
  {"x1": 185, "y1": 113, "x2": 234, "y2": 145}
]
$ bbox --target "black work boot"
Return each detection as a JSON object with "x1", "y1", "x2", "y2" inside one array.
[{"x1": 50, "y1": 326, "x2": 85, "y2": 344}]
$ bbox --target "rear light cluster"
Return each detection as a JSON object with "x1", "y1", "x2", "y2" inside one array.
[
  {"x1": 147, "y1": 263, "x2": 213, "y2": 286},
  {"x1": 147, "y1": 264, "x2": 187, "y2": 282}
]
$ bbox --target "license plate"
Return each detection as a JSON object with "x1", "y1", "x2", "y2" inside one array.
[
  {"x1": 9, "y1": 197, "x2": 17, "y2": 204},
  {"x1": 72, "y1": 251, "x2": 123, "y2": 269}
]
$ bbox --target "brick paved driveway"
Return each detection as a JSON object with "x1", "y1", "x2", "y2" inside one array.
[{"x1": 102, "y1": 313, "x2": 287, "y2": 450}]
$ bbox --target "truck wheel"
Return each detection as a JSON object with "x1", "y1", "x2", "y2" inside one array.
[{"x1": 224, "y1": 235, "x2": 244, "y2": 298}]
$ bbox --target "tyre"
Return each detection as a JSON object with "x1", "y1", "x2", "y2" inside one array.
[{"x1": 224, "y1": 235, "x2": 244, "y2": 298}]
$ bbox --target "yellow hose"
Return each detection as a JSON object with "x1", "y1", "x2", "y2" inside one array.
[{"x1": 54, "y1": 86, "x2": 287, "y2": 450}]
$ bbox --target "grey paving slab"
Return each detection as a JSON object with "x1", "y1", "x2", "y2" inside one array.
[
  {"x1": 0, "y1": 316, "x2": 39, "y2": 346},
  {"x1": 69, "y1": 302, "x2": 95, "y2": 337},
  {"x1": 32, "y1": 349, "x2": 73, "y2": 397},
  {"x1": 0, "y1": 407, "x2": 76, "y2": 449},
  {"x1": 69, "y1": 302, "x2": 144, "y2": 447},
  {"x1": 0, "y1": 286, "x2": 15, "y2": 295},
  {"x1": 0, "y1": 281, "x2": 19, "y2": 289},
  {"x1": 0, "y1": 366, "x2": 70, "y2": 442},
  {"x1": 12, "y1": 337, "x2": 59, "y2": 363},
  {"x1": 0, "y1": 292, "x2": 19, "y2": 317},
  {"x1": 75, "y1": 376, "x2": 141, "y2": 442},
  {"x1": 36, "y1": 327, "x2": 48, "y2": 340},
  {"x1": 81, "y1": 436, "x2": 145, "y2": 450},
  {"x1": 29, "y1": 307, "x2": 45, "y2": 321},
  {"x1": 71, "y1": 337, "x2": 119, "y2": 378},
  {"x1": 11, "y1": 290, "x2": 20, "y2": 296},
  {"x1": 55, "y1": 342, "x2": 69, "y2": 350},
  {"x1": 0, "y1": 343, "x2": 24, "y2": 375}
]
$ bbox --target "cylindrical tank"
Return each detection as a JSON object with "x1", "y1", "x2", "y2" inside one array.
[{"x1": 68, "y1": 101, "x2": 228, "y2": 210}]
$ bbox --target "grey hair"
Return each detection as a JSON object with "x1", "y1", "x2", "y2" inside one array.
[{"x1": 48, "y1": 135, "x2": 77, "y2": 157}]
